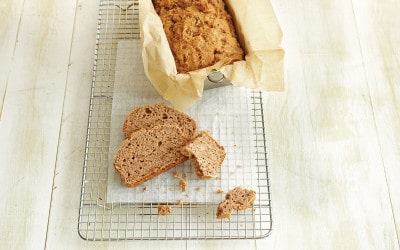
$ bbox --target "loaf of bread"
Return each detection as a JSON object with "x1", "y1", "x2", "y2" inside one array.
[
  {"x1": 114, "y1": 124, "x2": 190, "y2": 187},
  {"x1": 123, "y1": 103, "x2": 197, "y2": 140},
  {"x1": 181, "y1": 131, "x2": 226, "y2": 179},
  {"x1": 216, "y1": 186, "x2": 256, "y2": 219},
  {"x1": 152, "y1": 0, "x2": 244, "y2": 73}
]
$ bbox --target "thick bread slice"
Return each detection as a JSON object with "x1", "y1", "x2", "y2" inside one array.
[
  {"x1": 181, "y1": 131, "x2": 226, "y2": 179},
  {"x1": 114, "y1": 124, "x2": 190, "y2": 187},
  {"x1": 123, "y1": 102, "x2": 197, "y2": 139},
  {"x1": 216, "y1": 187, "x2": 256, "y2": 219}
]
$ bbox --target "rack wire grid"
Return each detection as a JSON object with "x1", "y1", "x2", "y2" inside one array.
[{"x1": 78, "y1": 0, "x2": 272, "y2": 240}]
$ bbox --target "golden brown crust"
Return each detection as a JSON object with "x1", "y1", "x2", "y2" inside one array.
[
  {"x1": 152, "y1": 0, "x2": 244, "y2": 73},
  {"x1": 123, "y1": 102, "x2": 197, "y2": 140}
]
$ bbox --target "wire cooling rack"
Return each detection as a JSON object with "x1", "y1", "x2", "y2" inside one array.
[{"x1": 78, "y1": 0, "x2": 272, "y2": 240}]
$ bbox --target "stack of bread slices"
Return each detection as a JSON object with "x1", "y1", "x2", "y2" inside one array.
[
  {"x1": 113, "y1": 102, "x2": 226, "y2": 187},
  {"x1": 114, "y1": 103, "x2": 256, "y2": 219}
]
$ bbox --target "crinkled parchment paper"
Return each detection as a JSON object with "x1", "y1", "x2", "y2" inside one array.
[{"x1": 139, "y1": 0, "x2": 285, "y2": 110}]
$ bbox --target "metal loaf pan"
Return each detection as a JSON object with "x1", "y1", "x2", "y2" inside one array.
[{"x1": 204, "y1": 70, "x2": 232, "y2": 90}]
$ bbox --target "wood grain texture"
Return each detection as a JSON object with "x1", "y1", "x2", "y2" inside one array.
[
  {"x1": 0, "y1": 0, "x2": 77, "y2": 248},
  {"x1": 257, "y1": 0, "x2": 399, "y2": 249},
  {"x1": 1, "y1": 0, "x2": 400, "y2": 249},
  {"x1": 0, "y1": 0, "x2": 25, "y2": 120},
  {"x1": 352, "y1": 0, "x2": 400, "y2": 242},
  {"x1": 44, "y1": 0, "x2": 186, "y2": 249},
  {"x1": 43, "y1": 0, "x2": 97, "y2": 247}
]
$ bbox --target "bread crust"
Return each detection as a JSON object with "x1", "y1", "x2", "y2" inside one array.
[
  {"x1": 123, "y1": 102, "x2": 197, "y2": 140},
  {"x1": 152, "y1": 0, "x2": 244, "y2": 73},
  {"x1": 114, "y1": 125, "x2": 190, "y2": 187}
]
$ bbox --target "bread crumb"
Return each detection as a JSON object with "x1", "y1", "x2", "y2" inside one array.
[
  {"x1": 253, "y1": 208, "x2": 256, "y2": 212},
  {"x1": 182, "y1": 173, "x2": 187, "y2": 179},
  {"x1": 179, "y1": 179, "x2": 187, "y2": 192},
  {"x1": 143, "y1": 186, "x2": 147, "y2": 192},
  {"x1": 196, "y1": 187, "x2": 201, "y2": 192},
  {"x1": 158, "y1": 205, "x2": 173, "y2": 216},
  {"x1": 185, "y1": 194, "x2": 189, "y2": 198},
  {"x1": 216, "y1": 189, "x2": 224, "y2": 193},
  {"x1": 216, "y1": 186, "x2": 256, "y2": 219},
  {"x1": 177, "y1": 199, "x2": 183, "y2": 206},
  {"x1": 215, "y1": 176, "x2": 220, "y2": 180},
  {"x1": 173, "y1": 170, "x2": 180, "y2": 178},
  {"x1": 169, "y1": 187, "x2": 175, "y2": 191}
]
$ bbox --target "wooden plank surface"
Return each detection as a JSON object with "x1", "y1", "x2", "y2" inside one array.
[
  {"x1": 44, "y1": 0, "x2": 187, "y2": 249},
  {"x1": 1, "y1": 0, "x2": 399, "y2": 249},
  {"x1": 0, "y1": 0, "x2": 24, "y2": 120},
  {"x1": 352, "y1": 0, "x2": 400, "y2": 241},
  {"x1": 255, "y1": 0, "x2": 399, "y2": 249},
  {"x1": 0, "y1": 0, "x2": 77, "y2": 248},
  {"x1": 43, "y1": 0, "x2": 98, "y2": 247}
]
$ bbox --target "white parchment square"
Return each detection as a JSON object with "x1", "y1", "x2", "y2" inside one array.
[{"x1": 107, "y1": 40, "x2": 259, "y2": 204}]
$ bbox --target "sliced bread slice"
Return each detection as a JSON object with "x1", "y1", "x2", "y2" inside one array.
[
  {"x1": 216, "y1": 186, "x2": 256, "y2": 219},
  {"x1": 181, "y1": 131, "x2": 226, "y2": 179},
  {"x1": 122, "y1": 102, "x2": 197, "y2": 140},
  {"x1": 114, "y1": 124, "x2": 190, "y2": 187}
]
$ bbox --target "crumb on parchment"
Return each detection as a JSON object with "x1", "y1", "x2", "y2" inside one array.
[{"x1": 179, "y1": 179, "x2": 187, "y2": 192}]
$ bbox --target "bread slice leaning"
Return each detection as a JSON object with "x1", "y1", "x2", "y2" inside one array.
[
  {"x1": 181, "y1": 131, "x2": 226, "y2": 179},
  {"x1": 114, "y1": 124, "x2": 190, "y2": 187},
  {"x1": 123, "y1": 102, "x2": 197, "y2": 140},
  {"x1": 216, "y1": 186, "x2": 256, "y2": 219}
]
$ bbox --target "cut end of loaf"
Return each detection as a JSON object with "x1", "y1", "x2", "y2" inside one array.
[{"x1": 181, "y1": 131, "x2": 226, "y2": 179}]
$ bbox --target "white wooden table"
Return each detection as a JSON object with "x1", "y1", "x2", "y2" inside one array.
[{"x1": 1, "y1": 0, "x2": 399, "y2": 249}]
